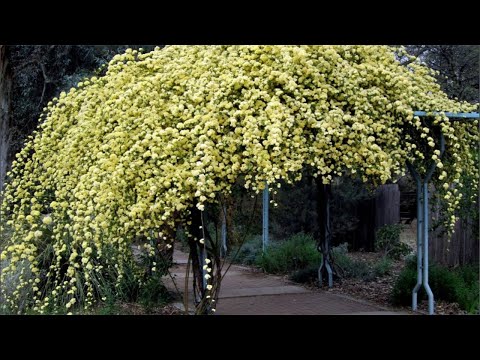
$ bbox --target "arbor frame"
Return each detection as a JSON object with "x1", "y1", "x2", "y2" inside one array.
[{"x1": 260, "y1": 111, "x2": 479, "y2": 315}]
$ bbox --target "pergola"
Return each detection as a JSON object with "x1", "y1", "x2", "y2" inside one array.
[{"x1": 252, "y1": 111, "x2": 479, "y2": 315}]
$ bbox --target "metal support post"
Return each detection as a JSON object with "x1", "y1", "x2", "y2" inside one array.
[{"x1": 262, "y1": 182, "x2": 269, "y2": 253}]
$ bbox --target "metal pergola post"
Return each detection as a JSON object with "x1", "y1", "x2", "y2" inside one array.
[
  {"x1": 262, "y1": 182, "x2": 269, "y2": 253},
  {"x1": 221, "y1": 205, "x2": 227, "y2": 257},
  {"x1": 406, "y1": 162, "x2": 423, "y2": 311},
  {"x1": 407, "y1": 134, "x2": 445, "y2": 315},
  {"x1": 422, "y1": 178, "x2": 434, "y2": 314},
  {"x1": 407, "y1": 111, "x2": 478, "y2": 315}
]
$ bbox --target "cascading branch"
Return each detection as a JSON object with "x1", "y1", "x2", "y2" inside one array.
[{"x1": 0, "y1": 45, "x2": 478, "y2": 314}]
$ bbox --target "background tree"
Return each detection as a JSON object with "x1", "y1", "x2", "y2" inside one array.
[
  {"x1": 405, "y1": 45, "x2": 479, "y2": 103},
  {"x1": 0, "y1": 45, "x2": 156, "y2": 191},
  {"x1": 0, "y1": 45, "x2": 12, "y2": 193}
]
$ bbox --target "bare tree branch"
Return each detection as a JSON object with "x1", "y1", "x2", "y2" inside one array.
[{"x1": 37, "y1": 62, "x2": 50, "y2": 110}]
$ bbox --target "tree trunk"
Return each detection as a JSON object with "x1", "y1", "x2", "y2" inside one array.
[
  {"x1": 0, "y1": 45, "x2": 12, "y2": 193},
  {"x1": 187, "y1": 205, "x2": 222, "y2": 314},
  {"x1": 222, "y1": 194, "x2": 236, "y2": 254}
]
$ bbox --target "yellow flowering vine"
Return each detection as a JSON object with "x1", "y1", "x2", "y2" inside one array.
[{"x1": 0, "y1": 46, "x2": 477, "y2": 314}]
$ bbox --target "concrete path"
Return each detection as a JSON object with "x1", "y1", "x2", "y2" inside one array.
[{"x1": 163, "y1": 249, "x2": 408, "y2": 315}]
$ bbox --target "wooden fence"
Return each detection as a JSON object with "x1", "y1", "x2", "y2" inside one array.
[
  {"x1": 375, "y1": 184, "x2": 400, "y2": 229},
  {"x1": 344, "y1": 184, "x2": 400, "y2": 251},
  {"x1": 429, "y1": 216, "x2": 479, "y2": 267}
]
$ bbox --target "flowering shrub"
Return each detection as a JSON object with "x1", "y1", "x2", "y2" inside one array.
[{"x1": 0, "y1": 46, "x2": 477, "y2": 314}]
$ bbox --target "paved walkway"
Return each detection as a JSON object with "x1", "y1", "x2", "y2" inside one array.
[{"x1": 163, "y1": 249, "x2": 407, "y2": 315}]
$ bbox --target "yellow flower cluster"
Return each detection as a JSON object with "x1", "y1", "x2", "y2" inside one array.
[{"x1": 0, "y1": 46, "x2": 477, "y2": 313}]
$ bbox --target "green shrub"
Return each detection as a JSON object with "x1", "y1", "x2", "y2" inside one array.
[
  {"x1": 404, "y1": 253, "x2": 418, "y2": 268},
  {"x1": 331, "y1": 243, "x2": 351, "y2": 270},
  {"x1": 228, "y1": 235, "x2": 262, "y2": 265},
  {"x1": 455, "y1": 281, "x2": 479, "y2": 314},
  {"x1": 456, "y1": 264, "x2": 479, "y2": 286},
  {"x1": 344, "y1": 259, "x2": 373, "y2": 280},
  {"x1": 256, "y1": 233, "x2": 321, "y2": 274},
  {"x1": 391, "y1": 259, "x2": 479, "y2": 313},
  {"x1": 375, "y1": 224, "x2": 411, "y2": 259},
  {"x1": 332, "y1": 242, "x2": 349, "y2": 255},
  {"x1": 428, "y1": 265, "x2": 459, "y2": 303},
  {"x1": 138, "y1": 275, "x2": 172, "y2": 310},
  {"x1": 391, "y1": 265, "x2": 418, "y2": 306},
  {"x1": 291, "y1": 246, "x2": 392, "y2": 284},
  {"x1": 291, "y1": 266, "x2": 319, "y2": 284},
  {"x1": 373, "y1": 256, "x2": 393, "y2": 277},
  {"x1": 331, "y1": 244, "x2": 392, "y2": 282},
  {"x1": 454, "y1": 265, "x2": 479, "y2": 314}
]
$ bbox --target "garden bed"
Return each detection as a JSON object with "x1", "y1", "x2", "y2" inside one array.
[{"x1": 325, "y1": 252, "x2": 471, "y2": 315}]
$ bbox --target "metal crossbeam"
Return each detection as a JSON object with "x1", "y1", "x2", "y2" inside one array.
[{"x1": 413, "y1": 111, "x2": 479, "y2": 119}]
